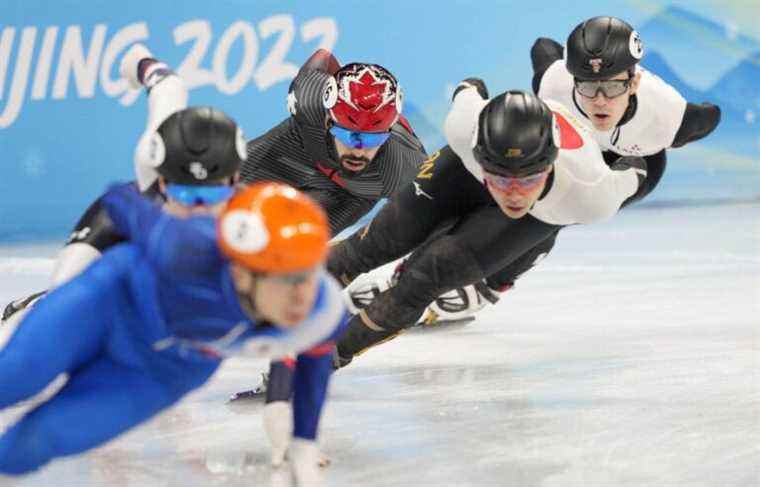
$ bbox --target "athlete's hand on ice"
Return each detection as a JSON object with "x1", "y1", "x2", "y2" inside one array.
[
  {"x1": 263, "y1": 401, "x2": 291, "y2": 466},
  {"x1": 422, "y1": 280, "x2": 502, "y2": 325},
  {"x1": 263, "y1": 401, "x2": 331, "y2": 471},
  {"x1": 288, "y1": 438, "x2": 324, "y2": 487},
  {"x1": 453, "y1": 77, "x2": 489, "y2": 100}
]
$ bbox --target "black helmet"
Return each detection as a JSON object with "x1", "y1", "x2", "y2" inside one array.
[
  {"x1": 473, "y1": 90, "x2": 559, "y2": 177},
  {"x1": 153, "y1": 106, "x2": 246, "y2": 185},
  {"x1": 565, "y1": 16, "x2": 643, "y2": 80}
]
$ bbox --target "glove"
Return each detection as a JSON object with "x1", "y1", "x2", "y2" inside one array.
[
  {"x1": 453, "y1": 77, "x2": 489, "y2": 101},
  {"x1": 422, "y1": 280, "x2": 502, "y2": 324},
  {"x1": 119, "y1": 43, "x2": 172, "y2": 92},
  {"x1": 344, "y1": 273, "x2": 394, "y2": 314},
  {"x1": 289, "y1": 438, "x2": 324, "y2": 487},
  {"x1": 119, "y1": 43, "x2": 154, "y2": 89},
  {"x1": 262, "y1": 401, "x2": 292, "y2": 467}
]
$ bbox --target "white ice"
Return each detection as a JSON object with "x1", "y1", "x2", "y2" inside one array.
[{"x1": 0, "y1": 202, "x2": 758, "y2": 487}]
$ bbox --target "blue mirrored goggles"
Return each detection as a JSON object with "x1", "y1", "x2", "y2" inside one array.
[
  {"x1": 329, "y1": 125, "x2": 390, "y2": 149},
  {"x1": 164, "y1": 184, "x2": 235, "y2": 207}
]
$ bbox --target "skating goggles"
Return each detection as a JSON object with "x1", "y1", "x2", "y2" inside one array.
[
  {"x1": 165, "y1": 184, "x2": 235, "y2": 206},
  {"x1": 330, "y1": 125, "x2": 390, "y2": 149},
  {"x1": 484, "y1": 170, "x2": 549, "y2": 195},
  {"x1": 574, "y1": 78, "x2": 631, "y2": 99}
]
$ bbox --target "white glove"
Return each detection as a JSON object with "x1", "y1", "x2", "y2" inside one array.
[
  {"x1": 289, "y1": 438, "x2": 324, "y2": 487},
  {"x1": 344, "y1": 274, "x2": 394, "y2": 314},
  {"x1": 262, "y1": 401, "x2": 292, "y2": 467},
  {"x1": 453, "y1": 77, "x2": 489, "y2": 101},
  {"x1": 422, "y1": 281, "x2": 502, "y2": 324},
  {"x1": 119, "y1": 43, "x2": 154, "y2": 89}
]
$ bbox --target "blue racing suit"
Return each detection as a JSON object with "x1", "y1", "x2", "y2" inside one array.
[{"x1": 0, "y1": 184, "x2": 347, "y2": 474}]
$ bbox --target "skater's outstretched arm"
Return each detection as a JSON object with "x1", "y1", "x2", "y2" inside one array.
[
  {"x1": 292, "y1": 345, "x2": 335, "y2": 441},
  {"x1": 121, "y1": 43, "x2": 189, "y2": 192},
  {"x1": 530, "y1": 37, "x2": 563, "y2": 94},
  {"x1": 671, "y1": 102, "x2": 721, "y2": 148},
  {"x1": 287, "y1": 51, "x2": 336, "y2": 128}
]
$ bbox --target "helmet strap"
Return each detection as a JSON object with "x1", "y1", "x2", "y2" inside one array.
[
  {"x1": 617, "y1": 93, "x2": 638, "y2": 127},
  {"x1": 232, "y1": 267, "x2": 261, "y2": 321},
  {"x1": 538, "y1": 169, "x2": 555, "y2": 200},
  {"x1": 617, "y1": 67, "x2": 638, "y2": 126}
]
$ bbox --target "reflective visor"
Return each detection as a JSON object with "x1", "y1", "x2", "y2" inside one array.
[
  {"x1": 574, "y1": 79, "x2": 630, "y2": 99},
  {"x1": 330, "y1": 125, "x2": 390, "y2": 149},
  {"x1": 165, "y1": 184, "x2": 234, "y2": 207},
  {"x1": 484, "y1": 171, "x2": 548, "y2": 195}
]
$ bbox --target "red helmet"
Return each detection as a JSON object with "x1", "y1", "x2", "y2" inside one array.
[{"x1": 323, "y1": 63, "x2": 403, "y2": 133}]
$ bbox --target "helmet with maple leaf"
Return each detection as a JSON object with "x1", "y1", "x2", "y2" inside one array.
[{"x1": 323, "y1": 62, "x2": 403, "y2": 133}]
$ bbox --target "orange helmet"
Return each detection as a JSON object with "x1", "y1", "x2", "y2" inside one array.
[{"x1": 217, "y1": 182, "x2": 330, "y2": 273}]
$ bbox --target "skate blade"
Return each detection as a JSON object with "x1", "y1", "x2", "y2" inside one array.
[
  {"x1": 408, "y1": 316, "x2": 476, "y2": 332},
  {"x1": 227, "y1": 388, "x2": 265, "y2": 404}
]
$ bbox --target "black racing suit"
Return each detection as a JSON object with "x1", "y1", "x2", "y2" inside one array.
[
  {"x1": 241, "y1": 50, "x2": 427, "y2": 235},
  {"x1": 460, "y1": 37, "x2": 724, "y2": 292},
  {"x1": 531, "y1": 37, "x2": 721, "y2": 206},
  {"x1": 327, "y1": 146, "x2": 562, "y2": 364},
  {"x1": 240, "y1": 51, "x2": 426, "y2": 402}
]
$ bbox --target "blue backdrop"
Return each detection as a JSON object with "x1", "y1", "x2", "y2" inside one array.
[{"x1": 1, "y1": 1, "x2": 758, "y2": 240}]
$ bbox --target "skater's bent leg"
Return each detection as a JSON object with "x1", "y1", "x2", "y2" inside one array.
[
  {"x1": 0, "y1": 357, "x2": 203, "y2": 474},
  {"x1": 484, "y1": 229, "x2": 559, "y2": 291},
  {"x1": 0, "y1": 274, "x2": 115, "y2": 409},
  {"x1": 336, "y1": 235, "x2": 484, "y2": 364}
]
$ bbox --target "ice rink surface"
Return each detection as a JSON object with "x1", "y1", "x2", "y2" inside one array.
[{"x1": 0, "y1": 202, "x2": 758, "y2": 487}]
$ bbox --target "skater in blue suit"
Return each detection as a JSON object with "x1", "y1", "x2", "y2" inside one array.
[
  {"x1": 0, "y1": 179, "x2": 345, "y2": 486},
  {"x1": 2, "y1": 42, "x2": 239, "y2": 321}
]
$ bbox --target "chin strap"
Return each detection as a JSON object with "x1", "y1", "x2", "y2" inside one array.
[
  {"x1": 616, "y1": 94, "x2": 638, "y2": 127},
  {"x1": 608, "y1": 95, "x2": 638, "y2": 146},
  {"x1": 234, "y1": 270, "x2": 262, "y2": 320}
]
